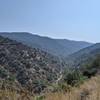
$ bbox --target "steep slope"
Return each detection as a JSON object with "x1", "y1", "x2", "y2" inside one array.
[
  {"x1": 0, "y1": 36, "x2": 63, "y2": 93},
  {"x1": 67, "y1": 43, "x2": 100, "y2": 68},
  {"x1": 0, "y1": 32, "x2": 92, "y2": 57}
]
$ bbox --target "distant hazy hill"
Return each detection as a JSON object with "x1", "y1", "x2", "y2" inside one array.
[
  {"x1": 0, "y1": 36, "x2": 63, "y2": 93},
  {"x1": 0, "y1": 32, "x2": 92, "y2": 57},
  {"x1": 67, "y1": 43, "x2": 100, "y2": 68}
]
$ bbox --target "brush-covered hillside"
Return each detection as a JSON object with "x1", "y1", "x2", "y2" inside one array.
[{"x1": 0, "y1": 36, "x2": 64, "y2": 94}]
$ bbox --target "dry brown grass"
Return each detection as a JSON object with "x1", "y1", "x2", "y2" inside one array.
[
  {"x1": 45, "y1": 75, "x2": 100, "y2": 100},
  {"x1": 0, "y1": 76, "x2": 100, "y2": 100},
  {"x1": 0, "y1": 89, "x2": 34, "y2": 100}
]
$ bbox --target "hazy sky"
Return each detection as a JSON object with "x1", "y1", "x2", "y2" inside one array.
[{"x1": 0, "y1": 0, "x2": 100, "y2": 43}]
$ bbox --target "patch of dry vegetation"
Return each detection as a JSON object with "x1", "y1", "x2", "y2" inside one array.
[
  {"x1": 46, "y1": 75, "x2": 100, "y2": 100},
  {"x1": 0, "y1": 75, "x2": 100, "y2": 100},
  {"x1": 0, "y1": 89, "x2": 34, "y2": 100}
]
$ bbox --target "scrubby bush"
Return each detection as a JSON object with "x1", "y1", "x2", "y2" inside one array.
[
  {"x1": 33, "y1": 80, "x2": 47, "y2": 94},
  {"x1": 0, "y1": 68, "x2": 8, "y2": 78},
  {"x1": 92, "y1": 55, "x2": 100, "y2": 67},
  {"x1": 35, "y1": 95, "x2": 45, "y2": 100},
  {"x1": 83, "y1": 68, "x2": 97, "y2": 78},
  {"x1": 63, "y1": 69, "x2": 86, "y2": 86},
  {"x1": 50, "y1": 82, "x2": 71, "y2": 93},
  {"x1": 8, "y1": 75, "x2": 16, "y2": 82},
  {"x1": 82, "y1": 55, "x2": 100, "y2": 78}
]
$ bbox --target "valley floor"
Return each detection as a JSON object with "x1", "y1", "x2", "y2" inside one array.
[{"x1": 0, "y1": 75, "x2": 100, "y2": 100}]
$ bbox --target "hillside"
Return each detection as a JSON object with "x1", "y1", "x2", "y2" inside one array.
[
  {"x1": 0, "y1": 35, "x2": 100, "y2": 100},
  {"x1": 45, "y1": 75, "x2": 100, "y2": 100},
  {"x1": 0, "y1": 32, "x2": 92, "y2": 57},
  {"x1": 56, "y1": 39, "x2": 92, "y2": 56},
  {"x1": 0, "y1": 36, "x2": 63, "y2": 94},
  {"x1": 66, "y1": 43, "x2": 100, "y2": 68},
  {"x1": 1, "y1": 75, "x2": 100, "y2": 100}
]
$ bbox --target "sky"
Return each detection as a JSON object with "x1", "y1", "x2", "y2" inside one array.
[{"x1": 0, "y1": 0, "x2": 100, "y2": 43}]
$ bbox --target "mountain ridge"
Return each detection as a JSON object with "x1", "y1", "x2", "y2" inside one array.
[
  {"x1": 0, "y1": 32, "x2": 92, "y2": 57},
  {"x1": 66, "y1": 43, "x2": 100, "y2": 68}
]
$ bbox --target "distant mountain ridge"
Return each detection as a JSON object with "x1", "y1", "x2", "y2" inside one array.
[
  {"x1": 0, "y1": 32, "x2": 92, "y2": 57},
  {"x1": 66, "y1": 43, "x2": 100, "y2": 68}
]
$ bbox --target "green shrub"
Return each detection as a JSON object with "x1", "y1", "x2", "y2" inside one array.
[
  {"x1": 82, "y1": 55, "x2": 100, "y2": 78},
  {"x1": 0, "y1": 68, "x2": 8, "y2": 78},
  {"x1": 50, "y1": 82, "x2": 71, "y2": 93},
  {"x1": 8, "y1": 75, "x2": 16, "y2": 82},
  {"x1": 35, "y1": 95, "x2": 45, "y2": 100},
  {"x1": 63, "y1": 69, "x2": 86, "y2": 86},
  {"x1": 33, "y1": 80, "x2": 47, "y2": 94}
]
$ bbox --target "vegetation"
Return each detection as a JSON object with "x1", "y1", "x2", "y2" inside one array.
[
  {"x1": 45, "y1": 75, "x2": 100, "y2": 100},
  {"x1": 0, "y1": 76, "x2": 100, "y2": 100},
  {"x1": 63, "y1": 69, "x2": 87, "y2": 86},
  {"x1": 82, "y1": 55, "x2": 100, "y2": 78},
  {"x1": 0, "y1": 35, "x2": 100, "y2": 100},
  {"x1": 0, "y1": 36, "x2": 62, "y2": 94}
]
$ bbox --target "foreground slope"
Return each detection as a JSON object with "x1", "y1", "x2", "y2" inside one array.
[
  {"x1": 1, "y1": 75, "x2": 100, "y2": 100},
  {"x1": 45, "y1": 75, "x2": 100, "y2": 100},
  {"x1": 0, "y1": 36, "x2": 63, "y2": 93},
  {"x1": 0, "y1": 32, "x2": 92, "y2": 57}
]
